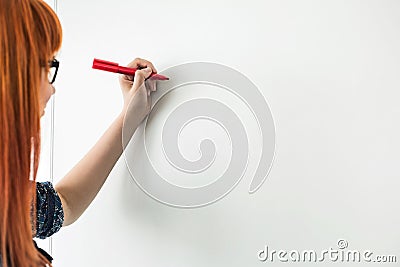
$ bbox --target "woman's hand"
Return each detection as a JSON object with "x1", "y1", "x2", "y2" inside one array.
[{"x1": 119, "y1": 58, "x2": 158, "y2": 123}]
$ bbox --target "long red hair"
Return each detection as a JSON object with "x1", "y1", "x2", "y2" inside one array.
[{"x1": 0, "y1": 0, "x2": 62, "y2": 266}]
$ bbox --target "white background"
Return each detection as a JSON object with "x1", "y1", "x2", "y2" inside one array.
[{"x1": 35, "y1": 0, "x2": 400, "y2": 266}]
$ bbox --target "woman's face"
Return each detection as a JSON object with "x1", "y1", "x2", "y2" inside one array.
[{"x1": 39, "y1": 67, "x2": 56, "y2": 117}]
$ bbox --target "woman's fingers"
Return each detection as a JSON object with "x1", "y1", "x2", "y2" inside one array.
[
  {"x1": 127, "y1": 58, "x2": 157, "y2": 73},
  {"x1": 121, "y1": 58, "x2": 158, "y2": 84},
  {"x1": 146, "y1": 79, "x2": 157, "y2": 92}
]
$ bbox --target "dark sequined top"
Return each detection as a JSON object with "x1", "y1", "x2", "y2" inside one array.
[
  {"x1": 33, "y1": 181, "x2": 64, "y2": 239},
  {"x1": 0, "y1": 181, "x2": 64, "y2": 266}
]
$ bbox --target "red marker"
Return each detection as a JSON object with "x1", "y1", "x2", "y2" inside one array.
[{"x1": 92, "y1": 58, "x2": 169, "y2": 80}]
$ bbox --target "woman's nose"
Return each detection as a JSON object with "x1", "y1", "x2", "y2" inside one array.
[{"x1": 51, "y1": 84, "x2": 56, "y2": 95}]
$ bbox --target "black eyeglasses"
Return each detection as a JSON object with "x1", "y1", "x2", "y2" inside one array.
[{"x1": 48, "y1": 58, "x2": 59, "y2": 84}]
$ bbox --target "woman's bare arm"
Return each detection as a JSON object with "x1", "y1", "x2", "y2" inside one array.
[
  {"x1": 54, "y1": 58, "x2": 157, "y2": 226},
  {"x1": 55, "y1": 112, "x2": 130, "y2": 226}
]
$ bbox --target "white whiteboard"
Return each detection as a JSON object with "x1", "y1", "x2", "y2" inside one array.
[{"x1": 48, "y1": 0, "x2": 400, "y2": 266}]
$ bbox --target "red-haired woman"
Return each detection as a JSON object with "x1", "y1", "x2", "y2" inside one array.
[{"x1": 0, "y1": 0, "x2": 157, "y2": 266}]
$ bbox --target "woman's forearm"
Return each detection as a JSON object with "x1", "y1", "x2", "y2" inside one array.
[{"x1": 54, "y1": 111, "x2": 137, "y2": 226}]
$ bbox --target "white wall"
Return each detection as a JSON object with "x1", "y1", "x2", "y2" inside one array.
[{"x1": 45, "y1": 0, "x2": 400, "y2": 266}]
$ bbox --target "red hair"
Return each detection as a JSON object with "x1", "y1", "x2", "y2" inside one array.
[{"x1": 0, "y1": 0, "x2": 62, "y2": 266}]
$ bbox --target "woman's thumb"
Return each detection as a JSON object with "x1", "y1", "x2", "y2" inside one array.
[{"x1": 133, "y1": 67, "x2": 152, "y2": 87}]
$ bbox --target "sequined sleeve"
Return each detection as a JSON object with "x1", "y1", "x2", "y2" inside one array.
[{"x1": 34, "y1": 181, "x2": 64, "y2": 239}]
